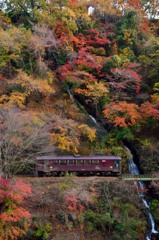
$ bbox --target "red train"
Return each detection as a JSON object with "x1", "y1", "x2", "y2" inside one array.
[{"x1": 36, "y1": 155, "x2": 122, "y2": 177}]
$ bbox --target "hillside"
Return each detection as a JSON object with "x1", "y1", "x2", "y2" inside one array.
[
  {"x1": 0, "y1": 0, "x2": 159, "y2": 239},
  {"x1": 21, "y1": 175, "x2": 148, "y2": 240}
]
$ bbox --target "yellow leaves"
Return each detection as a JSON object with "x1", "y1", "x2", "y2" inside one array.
[
  {"x1": 0, "y1": 12, "x2": 11, "y2": 28},
  {"x1": 0, "y1": 93, "x2": 26, "y2": 108},
  {"x1": 78, "y1": 124, "x2": 96, "y2": 142},
  {"x1": 119, "y1": 47, "x2": 135, "y2": 63},
  {"x1": 46, "y1": 71, "x2": 55, "y2": 84},
  {"x1": 9, "y1": 92, "x2": 26, "y2": 108},
  {"x1": 50, "y1": 120, "x2": 80, "y2": 153},
  {"x1": 153, "y1": 82, "x2": 159, "y2": 96},
  {"x1": 53, "y1": 6, "x2": 78, "y2": 33},
  {"x1": 15, "y1": 70, "x2": 54, "y2": 96},
  {"x1": 151, "y1": 94, "x2": 159, "y2": 103},
  {"x1": 65, "y1": 45, "x2": 74, "y2": 53},
  {"x1": 64, "y1": 8, "x2": 76, "y2": 18},
  {"x1": 33, "y1": 10, "x2": 53, "y2": 26},
  {"x1": 75, "y1": 81, "x2": 109, "y2": 104},
  {"x1": 0, "y1": 70, "x2": 55, "y2": 108},
  {"x1": 123, "y1": 30, "x2": 133, "y2": 45},
  {"x1": 0, "y1": 95, "x2": 8, "y2": 104},
  {"x1": 51, "y1": 132, "x2": 79, "y2": 153},
  {"x1": 0, "y1": 26, "x2": 31, "y2": 54},
  {"x1": 50, "y1": 117, "x2": 97, "y2": 153}
]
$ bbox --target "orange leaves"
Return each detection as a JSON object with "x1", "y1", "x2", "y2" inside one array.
[
  {"x1": 10, "y1": 180, "x2": 32, "y2": 203},
  {"x1": 113, "y1": 117, "x2": 128, "y2": 128},
  {"x1": 103, "y1": 99, "x2": 159, "y2": 128},
  {"x1": 70, "y1": 0, "x2": 78, "y2": 4},
  {"x1": 0, "y1": 178, "x2": 31, "y2": 205},
  {"x1": 0, "y1": 178, "x2": 31, "y2": 240},
  {"x1": 103, "y1": 102, "x2": 141, "y2": 127},
  {"x1": 127, "y1": 0, "x2": 140, "y2": 9},
  {"x1": 140, "y1": 101, "x2": 159, "y2": 120},
  {"x1": 0, "y1": 207, "x2": 31, "y2": 222},
  {"x1": 71, "y1": 34, "x2": 86, "y2": 50}
]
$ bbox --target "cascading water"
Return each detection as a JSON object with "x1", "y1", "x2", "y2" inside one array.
[
  {"x1": 89, "y1": 115, "x2": 98, "y2": 125},
  {"x1": 127, "y1": 148, "x2": 158, "y2": 239}
]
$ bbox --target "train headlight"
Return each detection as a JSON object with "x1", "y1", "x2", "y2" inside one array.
[{"x1": 110, "y1": 166, "x2": 113, "y2": 169}]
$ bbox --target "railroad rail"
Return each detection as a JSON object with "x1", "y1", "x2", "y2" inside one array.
[{"x1": 122, "y1": 174, "x2": 159, "y2": 181}]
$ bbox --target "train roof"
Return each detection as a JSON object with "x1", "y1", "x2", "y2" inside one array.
[{"x1": 36, "y1": 155, "x2": 121, "y2": 161}]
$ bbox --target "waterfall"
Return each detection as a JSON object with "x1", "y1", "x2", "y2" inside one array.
[
  {"x1": 126, "y1": 147, "x2": 158, "y2": 239},
  {"x1": 66, "y1": 87, "x2": 74, "y2": 100},
  {"x1": 89, "y1": 115, "x2": 98, "y2": 125},
  {"x1": 88, "y1": 6, "x2": 94, "y2": 15},
  {"x1": 149, "y1": 213, "x2": 158, "y2": 234}
]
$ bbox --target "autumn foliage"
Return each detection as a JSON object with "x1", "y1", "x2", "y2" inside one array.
[
  {"x1": 0, "y1": 0, "x2": 159, "y2": 156},
  {"x1": 65, "y1": 195, "x2": 85, "y2": 212},
  {"x1": 103, "y1": 102, "x2": 141, "y2": 127},
  {"x1": 0, "y1": 0, "x2": 159, "y2": 239},
  {"x1": 103, "y1": 100, "x2": 159, "y2": 128},
  {"x1": 0, "y1": 178, "x2": 31, "y2": 240}
]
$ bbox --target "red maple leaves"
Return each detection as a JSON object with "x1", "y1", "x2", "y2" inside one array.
[{"x1": 0, "y1": 178, "x2": 31, "y2": 240}]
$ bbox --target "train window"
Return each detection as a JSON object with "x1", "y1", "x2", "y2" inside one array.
[
  {"x1": 92, "y1": 160, "x2": 99, "y2": 165},
  {"x1": 39, "y1": 160, "x2": 44, "y2": 165},
  {"x1": 76, "y1": 160, "x2": 83, "y2": 166},
  {"x1": 68, "y1": 160, "x2": 74, "y2": 166},
  {"x1": 114, "y1": 160, "x2": 119, "y2": 169},
  {"x1": 60, "y1": 160, "x2": 67, "y2": 165},
  {"x1": 84, "y1": 160, "x2": 91, "y2": 166},
  {"x1": 53, "y1": 160, "x2": 58, "y2": 165}
]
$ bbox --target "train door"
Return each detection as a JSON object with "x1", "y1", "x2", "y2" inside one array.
[{"x1": 102, "y1": 160, "x2": 106, "y2": 167}]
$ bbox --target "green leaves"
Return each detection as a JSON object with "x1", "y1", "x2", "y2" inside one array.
[
  {"x1": 150, "y1": 199, "x2": 159, "y2": 223},
  {"x1": 84, "y1": 182, "x2": 146, "y2": 239}
]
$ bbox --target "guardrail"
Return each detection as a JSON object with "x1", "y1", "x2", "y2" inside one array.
[{"x1": 122, "y1": 174, "x2": 159, "y2": 181}]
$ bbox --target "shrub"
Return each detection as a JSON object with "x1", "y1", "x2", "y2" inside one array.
[{"x1": 0, "y1": 178, "x2": 31, "y2": 240}]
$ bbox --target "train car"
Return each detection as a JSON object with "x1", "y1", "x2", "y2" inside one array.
[{"x1": 36, "y1": 155, "x2": 122, "y2": 177}]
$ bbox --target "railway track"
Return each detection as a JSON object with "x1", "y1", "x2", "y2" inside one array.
[{"x1": 16, "y1": 175, "x2": 119, "y2": 184}]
